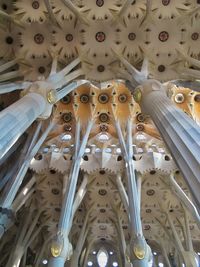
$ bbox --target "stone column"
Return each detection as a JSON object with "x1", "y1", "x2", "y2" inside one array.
[
  {"x1": 139, "y1": 79, "x2": 200, "y2": 208},
  {"x1": 70, "y1": 212, "x2": 89, "y2": 267},
  {"x1": 115, "y1": 120, "x2": 149, "y2": 267},
  {"x1": 48, "y1": 120, "x2": 93, "y2": 267},
  {"x1": 0, "y1": 122, "x2": 54, "y2": 239},
  {"x1": 0, "y1": 93, "x2": 45, "y2": 160},
  {"x1": 169, "y1": 173, "x2": 200, "y2": 228},
  {"x1": 116, "y1": 173, "x2": 129, "y2": 213}
]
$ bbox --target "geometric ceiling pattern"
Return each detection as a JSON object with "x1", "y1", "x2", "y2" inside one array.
[{"x1": 0, "y1": 1, "x2": 200, "y2": 267}]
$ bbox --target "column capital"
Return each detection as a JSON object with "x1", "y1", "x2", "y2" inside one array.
[
  {"x1": 140, "y1": 79, "x2": 167, "y2": 98},
  {"x1": 21, "y1": 81, "x2": 53, "y2": 119},
  {"x1": 50, "y1": 233, "x2": 73, "y2": 262},
  {"x1": 132, "y1": 79, "x2": 167, "y2": 104},
  {"x1": 130, "y1": 235, "x2": 147, "y2": 261}
]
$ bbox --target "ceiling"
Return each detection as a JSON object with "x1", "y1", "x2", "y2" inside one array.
[{"x1": 0, "y1": 0, "x2": 200, "y2": 266}]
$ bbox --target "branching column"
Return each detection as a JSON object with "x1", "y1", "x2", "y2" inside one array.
[
  {"x1": 0, "y1": 122, "x2": 54, "y2": 238},
  {"x1": 139, "y1": 80, "x2": 200, "y2": 208},
  {"x1": 0, "y1": 93, "x2": 45, "y2": 160},
  {"x1": 69, "y1": 210, "x2": 90, "y2": 267},
  {"x1": 111, "y1": 203, "x2": 128, "y2": 266},
  {"x1": 48, "y1": 120, "x2": 93, "y2": 267},
  {"x1": 166, "y1": 211, "x2": 199, "y2": 267},
  {"x1": 169, "y1": 173, "x2": 200, "y2": 227},
  {"x1": 115, "y1": 120, "x2": 150, "y2": 267},
  {"x1": 6, "y1": 208, "x2": 43, "y2": 267}
]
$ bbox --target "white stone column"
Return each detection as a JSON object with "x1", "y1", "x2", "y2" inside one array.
[
  {"x1": 115, "y1": 120, "x2": 149, "y2": 267},
  {"x1": 139, "y1": 80, "x2": 200, "y2": 208},
  {"x1": 0, "y1": 93, "x2": 45, "y2": 160},
  {"x1": 0, "y1": 122, "x2": 54, "y2": 239},
  {"x1": 48, "y1": 120, "x2": 93, "y2": 267}
]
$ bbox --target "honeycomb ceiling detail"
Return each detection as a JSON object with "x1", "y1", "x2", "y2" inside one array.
[{"x1": 0, "y1": 0, "x2": 199, "y2": 82}]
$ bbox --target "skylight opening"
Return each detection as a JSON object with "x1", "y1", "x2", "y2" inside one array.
[
  {"x1": 61, "y1": 134, "x2": 72, "y2": 141},
  {"x1": 98, "y1": 133, "x2": 110, "y2": 142},
  {"x1": 97, "y1": 249, "x2": 109, "y2": 267}
]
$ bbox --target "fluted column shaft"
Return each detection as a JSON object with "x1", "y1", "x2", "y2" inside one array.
[
  {"x1": 140, "y1": 80, "x2": 200, "y2": 207},
  {"x1": 0, "y1": 93, "x2": 45, "y2": 160}
]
